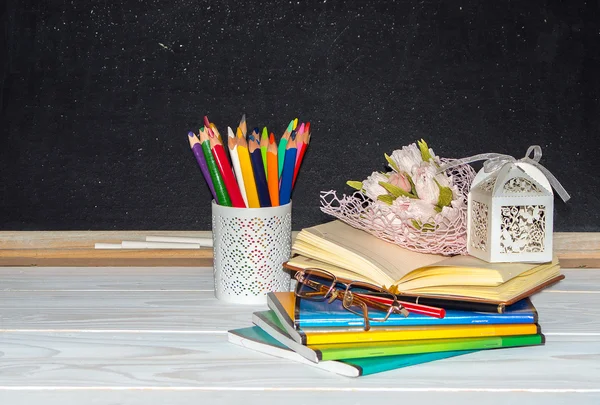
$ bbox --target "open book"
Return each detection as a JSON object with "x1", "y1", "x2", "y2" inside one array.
[{"x1": 285, "y1": 220, "x2": 563, "y2": 305}]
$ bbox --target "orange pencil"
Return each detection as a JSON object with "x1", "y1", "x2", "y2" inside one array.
[
  {"x1": 266, "y1": 132, "x2": 280, "y2": 207},
  {"x1": 208, "y1": 130, "x2": 246, "y2": 208}
]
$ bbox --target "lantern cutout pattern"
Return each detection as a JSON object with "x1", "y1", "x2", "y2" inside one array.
[{"x1": 467, "y1": 162, "x2": 554, "y2": 263}]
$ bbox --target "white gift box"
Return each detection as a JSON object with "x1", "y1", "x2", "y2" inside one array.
[{"x1": 458, "y1": 146, "x2": 570, "y2": 263}]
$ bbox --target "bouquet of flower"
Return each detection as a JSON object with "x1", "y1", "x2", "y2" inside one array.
[{"x1": 320, "y1": 140, "x2": 476, "y2": 255}]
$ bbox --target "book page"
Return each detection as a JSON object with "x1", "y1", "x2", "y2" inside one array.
[{"x1": 298, "y1": 220, "x2": 446, "y2": 284}]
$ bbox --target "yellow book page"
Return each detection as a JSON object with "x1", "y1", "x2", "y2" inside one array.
[
  {"x1": 297, "y1": 220, "x2": 446, "y2": 285},
  {"x1": 304, "y1": 323, "x2": 539, "y2": 345},
  {"x1": 405, "y1": 255, "x2": 559, "y2": 284},
  {"x1": 402, "y1": 264, "x2": 561, "y2": 301}
]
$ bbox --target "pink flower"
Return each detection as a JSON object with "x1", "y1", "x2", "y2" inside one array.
[
  {"x1": 391, "y1": 196, "x2": 438, "y2": 222},
  {"x1": 389, "y1": 144, "x2": 422, "y2": 174},
  {"x1": 387, "y1": 172, "x2": 412, "y2": 193}
]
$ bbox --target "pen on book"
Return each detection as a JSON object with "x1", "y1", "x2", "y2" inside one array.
[
  {"x1": 356, "y1": 293, "x2": 445, "y2": 318},
  {"x1": 95, "y1": 241, "x2": 202, "y2": 249},
  {"x1": 145, "y1": 236, "x2": 213, "y2": 247},
  {"x1": 248, "y1": 129, "x2": 272, "y2": 207},
  {"x1": 188, "y1": 131, "x2": 217, "y2": 202}
]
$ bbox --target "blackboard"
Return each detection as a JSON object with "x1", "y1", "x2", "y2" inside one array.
[{"x1": 2, "y1": 0, "x2": 598, "y2": 231}]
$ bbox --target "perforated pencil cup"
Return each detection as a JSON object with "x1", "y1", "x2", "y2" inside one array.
[{"x1": 211, "y1": 201, "x2": 292, "y2": 304}]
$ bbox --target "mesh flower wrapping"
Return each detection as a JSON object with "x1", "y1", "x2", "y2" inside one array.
[{"x1": 320, "y1": 156, "x2": 476, "y2": 256}]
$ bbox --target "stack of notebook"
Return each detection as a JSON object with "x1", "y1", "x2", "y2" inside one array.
[{"x1": 228, "y1": 220, "x2": 562, "y2": 377}]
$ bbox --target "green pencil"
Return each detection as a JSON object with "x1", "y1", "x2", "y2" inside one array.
[
  {"x1": 199, "y1": 127, "x2": 231, "y2": 206},
  {"x1": 278, "y1": 120, "x2": 294, "y2": 178},
  {"x1": 260, "y1": 127, "x2": 269, "y2": 177}
]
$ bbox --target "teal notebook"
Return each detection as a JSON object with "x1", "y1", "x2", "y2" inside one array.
[{"x1": 228, "y1": 325, "x2": 476, "y2": 377}]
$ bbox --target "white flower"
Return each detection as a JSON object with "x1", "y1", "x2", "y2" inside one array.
[
  {"x1": 391, "y1": 196, "x2": 438, "y2": 222},
  {"x1": 361, "y1": 171, "x2": 388, "y2": 201},
  {"x1": 389, "y1": 143, "x2": 422, "y2": 174},
  {"x1": 412, "y1": 163, "x2": 441, "y2": 205}
]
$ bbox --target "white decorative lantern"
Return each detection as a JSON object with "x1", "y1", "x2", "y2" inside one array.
[{"x1": 442, "y1": 146, "x2": 570, "y2": 263}]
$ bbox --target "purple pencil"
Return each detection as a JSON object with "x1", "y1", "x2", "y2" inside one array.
[{"x1": 188, "y1": 131, "x2": 217, "y2": 201}]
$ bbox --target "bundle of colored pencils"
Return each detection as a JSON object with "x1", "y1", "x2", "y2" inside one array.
[{"x1": 188, "y1": 115, "x2": 311, "y2": 208}]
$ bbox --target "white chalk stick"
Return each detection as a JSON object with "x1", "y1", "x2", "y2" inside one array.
[
  {"x1": 94, "y1": 243, "x2": 123, "y2": 249},
  {"x1": 121, "y1": 240, "x2": 201, "y2": 249},
  {"x1": 145, "y1": 236, "x2": 213, "y2": 247}
]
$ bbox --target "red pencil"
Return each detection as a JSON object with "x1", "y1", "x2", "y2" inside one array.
[
  {"x1": 292, "y1": 122, "x2": 310, "y2": 187},
  {"x1": 208, "y1": 130, "x2": 246, "y2": 208}
]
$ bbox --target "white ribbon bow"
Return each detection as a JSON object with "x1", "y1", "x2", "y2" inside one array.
[{"x1": 438, "y1": 145, "x2": 570, "y2": 202}]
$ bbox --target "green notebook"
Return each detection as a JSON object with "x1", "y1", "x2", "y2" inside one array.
[
  {"x1": 228, "y1": 325, "x2": 476, "y2": 377},
  {"x1": 253, "y1": 310, "x2": 545, "y2": 363}
]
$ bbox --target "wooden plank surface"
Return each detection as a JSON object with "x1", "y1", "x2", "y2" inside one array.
[
  {"x1": 1, "y1": 266, "x2": 599, "y2": 404},
  {"x1": 1, "y1": 231, "x2": 599, "y2": 267}
]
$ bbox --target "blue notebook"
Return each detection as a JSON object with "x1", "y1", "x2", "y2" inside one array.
[{"x1": 267, "y1": 292, "x2": 538, "y2": 330}]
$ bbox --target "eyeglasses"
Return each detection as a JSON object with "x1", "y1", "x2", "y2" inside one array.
[{"x1": 293, "y1": 267, "x2": 408, "y2": 331}]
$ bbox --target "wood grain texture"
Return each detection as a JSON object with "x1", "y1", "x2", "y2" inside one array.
[
  {"x1": 1, "y1": 265, "x2": 599, "y2": 404},
  {"x1": 1, "y1": 332, "x2": 599, "y2": 388},
  {"x1": 0, "y1": 231, "x2": 598, "y2": 267}
]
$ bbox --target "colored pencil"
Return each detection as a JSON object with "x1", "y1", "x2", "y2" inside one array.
[
  {"x1": 239, "y1": 114, "x2": 247, "y2": 137},
  {"x1": 199, "y1": 127, "x2": 231, "y2": 206},
  {"x1": 279, "y1": 130, "x2": 297, "y2": 205},
  {"x1": 204, "y1": 117, "x2": 233, "y2": 168},
  {"x1": 207, "y1": 128, "x2": 246, "y2": 208},
  {"x1": 266, "y1": 132, "x2": 280, "y2": 207},
  {"x1": 248, "y1": 129, "x2": 272, "y2": 207},
  {"x1": 228, "y1": 127, "x2": 249, "y2": 207},
  {"x1": 260, "y1": 127, "x2": 269, "y2": 177},
  {"x1": 236, "y1": 129, "x2": 261, "y2": 208},
  {"x1": 293, "y1": 122, "x2": 310, "y2": 187},
  {"x1": 278, "y1": 120, "x2": 294, "y2": 178},
  {"x1": 293, "y1": 118, "x2": 298, "y2": 130},
  {"x1": 188, "y1": 131, "x2": 218, "y2": 202}
]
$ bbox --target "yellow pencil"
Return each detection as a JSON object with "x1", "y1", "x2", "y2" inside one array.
[{"x1": 236, "y1": 129, "x2": 260, "y2": 208}]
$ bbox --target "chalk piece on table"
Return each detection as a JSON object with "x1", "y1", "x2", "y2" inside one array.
[{"x1": 145, "y1": 236, "x2": 213, "y2": 247}]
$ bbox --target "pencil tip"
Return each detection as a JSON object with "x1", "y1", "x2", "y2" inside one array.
[
  {"x1": 188, "y1": 131, "x2": 195, "y2": 137},
  {"x1": 262, "y1": 127, "x2": 268, "y2": 138},
  {"x1": 236, "y1": 127, "x2": 243, "y2": 138},
  {"x1": 227, "y1": 127, "x2": 235, "y2": 138},
  {"x1": 241, "y1": 114, "x2": 246, "y2": 123},
  {"x1": 286, "y1": 120, "x2": 294, "y2": 133},
  {"x1": 290, "y1": 130, "x2": 297, "y2": 141},
  {"x1": 203, "y1": 116, "x2": 210, "y2": 127},
  {"x1": 293, "y1": 118, "x2": 298, "y2": 130},
  {"x1": 269, "y1": 132, "x2": 275, "y2": 143}
]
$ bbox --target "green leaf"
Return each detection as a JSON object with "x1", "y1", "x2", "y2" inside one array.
[
  {"x1": 385, "y1": 153, "x2": 400, "y2": 172},
  {"x1": 435, "y1": 179, "x2": 453, "y2": 208},
  {"x1": 377, "y1": 194, "x2": 395, "y2": 205},
  {"x1": 346, "y1": 181, "x2": 363, "y2": 191},
  {"x1": 406, "y1": 173, "x2": 417, "y2": 196},
  {"x1": 418, "y1": 139, "x2": 434, "y2": 162},
  {"x1": 411, "y1": 220, "x2": 422, "y2": 230},
  {"x1": 379, "y1": 181, "x2": 416, "y2": 199}
]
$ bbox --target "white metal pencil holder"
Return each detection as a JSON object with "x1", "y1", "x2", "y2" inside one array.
[{"x1": 211, "y1": 201, "x2": 292, "y2": 304}]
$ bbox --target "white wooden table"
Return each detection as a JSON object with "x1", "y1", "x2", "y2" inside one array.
[{"x1": 1, "y1": 266, "x2": 599, "y2": 405}]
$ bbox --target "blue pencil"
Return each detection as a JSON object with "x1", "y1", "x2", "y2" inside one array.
[
  {"x1": 248, "y1": 130, "x2": 272, "y2": 207},
  {"x1": 279, "y1": 130, "x2": 297, "y2": 205}
]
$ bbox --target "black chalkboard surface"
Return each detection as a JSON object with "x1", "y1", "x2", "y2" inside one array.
[{"x1": 2, "y1": 0, "x2": 599, "y2": 231}]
